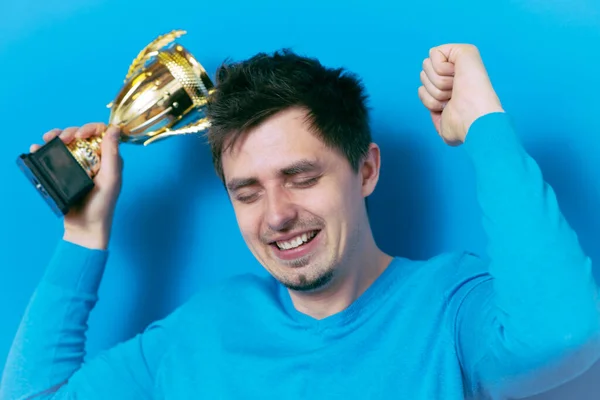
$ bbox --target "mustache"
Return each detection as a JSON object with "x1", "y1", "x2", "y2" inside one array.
[{"x1": 260, "y1": 216, "x2": 325, "y2": 243}]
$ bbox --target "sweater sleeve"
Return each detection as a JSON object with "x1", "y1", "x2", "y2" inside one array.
[
  {"x1": 0, "y1": 240, "x2": 167, "y2": 400},
  {"x1": 453, "y1": 112, "x2": 600, "y2": 398}
]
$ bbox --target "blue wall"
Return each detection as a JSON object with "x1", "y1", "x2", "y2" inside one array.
[{"x1": 1, "y1": 0, "x2": 599, "y2": 398}]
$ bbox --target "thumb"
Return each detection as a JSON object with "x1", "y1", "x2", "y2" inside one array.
[
  {"x1": 429, "y1": 47, "x2": 455, "y2": 77},
  {"x1": 430, "y1": 44, "x2": 481, "y2": 76},
  {"x1": 96, "y1": 125, "x2": 122, "y2": 182}
]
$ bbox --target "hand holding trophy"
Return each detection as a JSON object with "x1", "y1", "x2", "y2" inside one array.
[
  {"x1": 29, "y1": 123, "x2": 123, "y2": 249},
  {"x1": 17, "y1": 30, "x2": 214, "y2": 220}
]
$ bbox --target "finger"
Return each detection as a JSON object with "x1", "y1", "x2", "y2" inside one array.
[
  {"x1": 430, "y1": 44, "x2": 485, "y2": 79},
  {"x1": 76, "y1": 122, "x2": 107, "y2": 139},
  {"x1": 422, "y1": 58, "x2": 454, "y2": 91},
  {"x1": 95, "y1": 125, "x2": 122, "y2": 183},
  {"x1": 418, "y1": 86, "x2": 446, "y2": 112},
  {"x1": 429, "y1": 48, "x2": 456, "y2": 76},
  {"x1": 42, "y1": 128, "x2": 61, "y2": 143},
  {"x1": 30, "y1": 144, "x2": 42, "y2": 153},
  {"x1": 59, "y1": 127, "x2": 80, "y2": 144},
  {"x1": 420, "y1": 70, "x2": 451, "y2": 102}
]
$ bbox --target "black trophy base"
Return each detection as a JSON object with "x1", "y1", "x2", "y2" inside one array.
[{"x1": 17, "y1": 136, "x2": 95, "y2": 217}]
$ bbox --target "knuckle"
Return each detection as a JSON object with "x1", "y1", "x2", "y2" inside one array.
[
  {"x1": 436, "y1": 76, "x2": 453, "y2": 90},
  {"x1": 423, "y1": 77, "x2": 448, "y2": 100},
  {"x1": 85, "y1": 122, "x2": 104, "y2": 129},
  {"x1": 79, "y1": 123, "x2": 93, "y2": 132},
  {"x1": 431, "y1": 60, "x2": 449, "y2": 76},
  {"x1": 60, "y1": 126, "x2": 78, "y2": 135},
  {"x1": 418, "y1": 86, "x2": 427, "y2": 101},
  {"x1": 425, "y1": 96, "x2": 440, "y2": 110},
  {"x1": 463, "y1": 44, "x2": 479, "y2": 54},
  {"x1": 82, "y1": 122, "x2": 107, "y2": 137},
  {"x1": 432, "y1": 87, "x2": 445, "y2": 100},
  {"x1": 43, "y1": 128, "x2": 60, "y2": 136}
]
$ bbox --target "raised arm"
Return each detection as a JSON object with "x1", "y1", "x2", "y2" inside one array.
[
  {"x1": 418, "y1": 44, "x2": 600, "y2": 398},
  {"x1": 1, "y1": 125, "x2": 165, "y2": 399}
]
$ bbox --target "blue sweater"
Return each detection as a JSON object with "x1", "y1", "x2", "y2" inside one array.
[{"x1": 2, "y1": 113, "x2": 600, "y2": 399}]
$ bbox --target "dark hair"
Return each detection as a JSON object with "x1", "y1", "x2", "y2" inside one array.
[{"x1": 205, "y1": 49, "x2": 372, "y2": 182}]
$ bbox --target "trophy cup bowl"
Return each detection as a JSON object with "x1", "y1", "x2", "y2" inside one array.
[{"x1": 16, "y1": 30, "x2": 214, "y2": 217}]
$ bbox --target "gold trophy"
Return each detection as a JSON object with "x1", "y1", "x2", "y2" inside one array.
[{"x1": 16, "y1": 30, "x2": 214, "y2": 216}]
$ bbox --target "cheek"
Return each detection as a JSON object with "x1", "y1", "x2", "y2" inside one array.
[
  {"x1": 232, "y1": 204, "x2": 262, "y2": 242},
  {"x1": 302, "y1": 177, "x2": 359, "y2": 220},
  {"x1": 332, "y1": 176, "x2": 365, "y2": 224}
]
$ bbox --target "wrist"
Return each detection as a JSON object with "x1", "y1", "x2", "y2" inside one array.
[
  {"x1": 463, "y1": 112, "x2": 521, "y2": 166},
  {"x1": 63, "y1": 224, "x2": 111, "y2": 250},
  {"x1": 464, "y1": 106, "x2": 505, "y2": 142}
]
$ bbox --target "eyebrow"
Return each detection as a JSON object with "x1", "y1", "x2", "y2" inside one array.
[
  {"x1": 226, "y1": 159, "x2": 320, "y2": 192},
  {"x1": 226, "y1": 177, "x2": 258, "y2": 192},
  {"x1": 280, "y1": 159, "x2": 319, "y2": 176}
]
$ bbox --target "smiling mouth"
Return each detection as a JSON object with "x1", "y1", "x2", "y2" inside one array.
[{"x1": 271, "y1": 230, "x2": 320, "y2": 250}]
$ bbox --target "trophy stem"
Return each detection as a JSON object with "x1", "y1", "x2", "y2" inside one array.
[{"x1": 67, "y1": 134, "x2": 105, "y2": 178}]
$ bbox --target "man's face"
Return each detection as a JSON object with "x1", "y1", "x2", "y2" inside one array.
[{"x1": 221, "y1": 107, "x2": 379, "y2": 292}]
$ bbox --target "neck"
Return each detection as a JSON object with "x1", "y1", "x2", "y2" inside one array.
[{"x1": 288, "y1": 229, "x2": 392, "y2": 320}]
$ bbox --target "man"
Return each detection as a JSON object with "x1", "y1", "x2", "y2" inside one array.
[{"x1": 1, "y1": 44, "x2": 599, "y2": 399}]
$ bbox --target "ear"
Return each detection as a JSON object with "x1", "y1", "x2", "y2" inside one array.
[{"x1": 360, "y1": 143, "x2": 381, "y2": 197}]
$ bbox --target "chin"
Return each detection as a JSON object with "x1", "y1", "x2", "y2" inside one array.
[{"x1": 277, "y1": 267, "x2": 335, "y2": 292}]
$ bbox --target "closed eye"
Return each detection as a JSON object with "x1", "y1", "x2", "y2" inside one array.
[
  {"x1": 236, "y1": 192, "x2": 259, "y2": 204},
  {"x1": 291, "y1": 176, "x2": 320, "y2": 188}
]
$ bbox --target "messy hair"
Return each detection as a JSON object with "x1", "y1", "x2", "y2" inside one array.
[{"x1": 205, "y1": 49, "x2": 372, "y2": 181}]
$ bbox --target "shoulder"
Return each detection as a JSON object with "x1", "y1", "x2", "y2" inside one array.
[
  {"x1": 425, "y1": 251, "x2": 494, "y2": 315},
  {"x1": 394, "y1": 250, "x2": 492, "y2": 300},
  {"x1": 191, "y1": 272, "x2": 280, "y2": 309},
  {"x1": 150, "y1": 272, "x2": 279, "y2": 328},
  {"x1": 399, "y1": 250, "x2": 489, "y2": 279},
  {"x1": 143, "y1": 273, "x2": 282, "y2": 360},
  {"x1": 438, "y1": 251, "x2": 491, "y2": 283}
]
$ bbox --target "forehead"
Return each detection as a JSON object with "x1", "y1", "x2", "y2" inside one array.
[{"x1": 221, "y1": 107, "x2": 339, "y2": 179}]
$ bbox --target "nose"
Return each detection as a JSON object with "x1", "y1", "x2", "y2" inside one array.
[{"x1": 264, "y1": 187, "x2": 297, "y2": 232}]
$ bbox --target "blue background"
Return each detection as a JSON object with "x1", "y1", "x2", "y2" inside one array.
[{"x1": 1, "y1": 0, "x2": 599, "y2": 398}]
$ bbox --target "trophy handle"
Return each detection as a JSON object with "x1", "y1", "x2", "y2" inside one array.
[
  {"x1": 124, "y1": 30, "x2": 187, "y2": 82},
  {"x1": 143, "y1": 117, "x2": 211, "y2": 146}
]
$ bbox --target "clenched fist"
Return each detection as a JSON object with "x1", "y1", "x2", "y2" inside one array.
[{"x1": 418, "y1": 44, "x2": 505, "y2": 146}]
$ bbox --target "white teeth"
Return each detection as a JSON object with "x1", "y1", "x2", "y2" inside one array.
[{"x1": 276, "y1": 231, "x2": 317, "y2": 250}]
